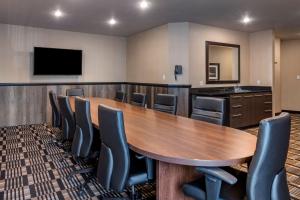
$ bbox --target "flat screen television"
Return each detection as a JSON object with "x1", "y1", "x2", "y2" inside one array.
[{"x1": 34, "y1": 47, "x2": 82, "y2": 75}]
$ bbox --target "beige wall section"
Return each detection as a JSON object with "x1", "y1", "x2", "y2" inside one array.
[
  {"x1": 281, "y1": 40, "x2": 300, "y2": 111},
  {"x1": 189, "y1": 23, "x2": 250, "y2": 87},
  {"x1": 274, "y1": 38, "x2": 281, "y2": 113},
  {"x1": 126, "y1": 23, "x2": 189, "y2": 84},
  {"x1": 249, "y1": 30, "x2": 274, "y2": 86},
  {"x1": 168, "y1": 23, "x2": 190, "y2": 84},
  {"x1": 0, "y1": 24, "x2": 127, "y2": 83},
  {"x1": 127, "y1": 22, "x2": 250, "y2": 87},
  {"x1": 126, "y1": 25, "x2": 169, "y2": 83}
]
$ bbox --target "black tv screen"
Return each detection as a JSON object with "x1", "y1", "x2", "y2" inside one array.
[{"x1": 34, "y1": 47, "x2": 82, "y2": 75}]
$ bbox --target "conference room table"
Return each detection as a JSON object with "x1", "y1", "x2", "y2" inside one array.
[{"x1": 69, "y1": 97, "x2": 257, "y2": 200}]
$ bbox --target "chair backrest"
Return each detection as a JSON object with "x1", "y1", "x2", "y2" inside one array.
[
  {"x1": 57, "y1": 96, "x2": 76, "y2": 140},
  {"x1": 247, "y1": 113, "x2": 291, "y2": 200},
  {"x1": 71, "y1": 97, "x2": 94, "y2": 158},
  {"x1": 130, "y1": 93, "x2": 146, "y2": 107},
  {"x1": 191, "y1": 96, "x2": 226, "y2": 125},
  {"x1": 49, "y1": 91, "x2": 61, "y2": 127},
  {"x1": 97, "y1": 105, "x2": 130, "y2": 192},
  {"x1": 153, "y1": 94, "x2": 177, "y2": 115},
  {"x1": 66, "y1": 88, "x2": 84, "y2": 96},
  {"x1": 115, "y1": 91, "x2": 126, "y2": 102}
]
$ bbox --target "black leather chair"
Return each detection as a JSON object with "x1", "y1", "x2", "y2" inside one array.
[
  {"x1": 49, "y1": 91, "x2": 61, "y2": 128},
  {"x1": 182, "y1": 113, "x2": 291, "y2": 200},
  {"x1": 96, "y1": 105, "x2": 150, "y2": 199},
  {"x1": 153, "y1": 94, "x2": 177, "y2": 115},
  {"x1": 67, "y1": 97, "x2": 96, "y2": 194},
  {"x1": 71, "y1": 97, "x2": 94, "y2": 158},
  {"x1": 115, "y1": 91, "x2": 126, "y2": 102},
  {"x1": 130, "y1": 93, "x2": 147, "y2": 107},
  {"x1": 66, "y1": 88, "x2": 84, "y2": 96},
  {"x1": 191, "y1": 96, "x2": 226, "y2": 125},
  {"x1": 57, "y1": 96, "x2": 76, "y2": 142}
]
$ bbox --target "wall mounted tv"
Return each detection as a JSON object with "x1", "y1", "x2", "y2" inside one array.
[{"x1": 33, "y1": 47, "x2": 82, "y2": 75}]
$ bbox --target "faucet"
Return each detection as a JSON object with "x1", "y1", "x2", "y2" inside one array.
[{"x1": 234, "y1": 84, "x2": 241, "y2": 92}]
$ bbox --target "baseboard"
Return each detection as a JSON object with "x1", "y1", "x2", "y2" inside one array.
[{"x1": 282, "y1": 110, "x2": 300, "y2": 114}]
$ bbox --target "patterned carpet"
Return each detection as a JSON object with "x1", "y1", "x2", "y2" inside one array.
[
  {"x1": 0, "y1": 124, "x2": 155, "y2": 200},
  {"x1": 0, "y1": 114, "x2": 299, "y2": 199}
]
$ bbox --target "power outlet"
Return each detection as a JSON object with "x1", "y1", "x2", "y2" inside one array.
[
  {"x1": 257, "y1": 80, "x2": 261, "y2": 85},
  {"x1": 199, "y1": 80, "x2": 204, "y2": 86},
  {"x1": 162, "y1": 74, "x2": 166, "y2": 80}
]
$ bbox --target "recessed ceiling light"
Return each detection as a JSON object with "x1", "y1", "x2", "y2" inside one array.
[
  {"x1": 107, "y1": 18, "x2": 118, "y2": 26},
  {"x1": 241, "y1": 15, "x2": 253, "y2": 25},
  {"x1": 53, "y1": 9, "x2": 64, "y2": 18},
  {"x1": 139, "y1": 0, "x2": 150, "y2": 10}
]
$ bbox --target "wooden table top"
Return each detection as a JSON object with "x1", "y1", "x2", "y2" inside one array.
[{"x1": 69, "y1": 97, "x2": 257, "y2": 167}]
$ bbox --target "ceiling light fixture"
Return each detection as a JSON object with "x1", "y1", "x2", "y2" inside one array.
[
  {"x1": 107, "y1": 18, "x2": 118, "y2": 26},
  {"x1": 53, "y1": 9, "x2": 64, "y2": 18},
  {"x1": 139, "y1": 0, "x2": 150, "y2": 10},
  {"x1": 241, "y1": 15, "x2": 253, "y2": 25}
]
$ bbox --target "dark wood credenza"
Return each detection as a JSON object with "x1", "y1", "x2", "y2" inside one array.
[
  {"x1": 190, "y1": 86, "x2": 273, "y2": 129},
  {"x1": 230, "y1": 92, "x2": 272, "y2": 128}
]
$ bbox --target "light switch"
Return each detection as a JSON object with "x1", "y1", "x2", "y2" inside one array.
[{"x1": 297, "y1": 75, "x2": 300, "y2": 80}]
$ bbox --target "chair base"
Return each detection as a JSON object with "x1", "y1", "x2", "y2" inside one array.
[{"x1": 128, "y1": 185, "x2": 142, "y2": 200}]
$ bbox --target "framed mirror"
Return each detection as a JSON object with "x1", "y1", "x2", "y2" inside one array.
[{"x1": 206, "y1": 41, "x2": 240, "y2": 84}]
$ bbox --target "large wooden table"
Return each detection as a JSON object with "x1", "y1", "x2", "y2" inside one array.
[{"x1": 70, "y1": 97, "x2": 257, "y2": 200}]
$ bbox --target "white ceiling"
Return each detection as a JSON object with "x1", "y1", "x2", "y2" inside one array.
[{"x1": 0, "y1": 0, "x2": 300, "y2": 38}]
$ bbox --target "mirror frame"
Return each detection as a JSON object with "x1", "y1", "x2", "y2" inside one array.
[{"x1": 206, "y1": 41, "x2": 241, "y2": 84}]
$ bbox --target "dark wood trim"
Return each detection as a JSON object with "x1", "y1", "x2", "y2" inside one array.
[
  {"x1": 126, "y1": 82, "x2": 191, "y2": 88},
  {"x1": 0, "y1": 82, "x2": 124, "y2": 86},
  {"x1": 0, "y1": 82, "x2": 192, "y2": 88},
  {"x1": 282, "y1": 110, "x2": 300, "y2": 114},
  {"x1": 206, "y1": 41, "x2": 241, "y2": 84}
]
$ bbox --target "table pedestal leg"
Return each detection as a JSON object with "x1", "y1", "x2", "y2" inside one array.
[{"x1": 156, "y1": 161, "x2": 200, "y2": 200}]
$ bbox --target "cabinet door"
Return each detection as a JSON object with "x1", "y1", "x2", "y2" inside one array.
[
  {"x1": 230, "y1": 95, "x2": 244, "y2": 128},
  {"x1": 263, "y1": 93, "x2": 273, "y2": 119},
  {"x1": 253, "y1": 93, "x2": 267, "y2": 123},
  {"x1": 242, "y1": 94, "x2": 254, "y2": 127}
]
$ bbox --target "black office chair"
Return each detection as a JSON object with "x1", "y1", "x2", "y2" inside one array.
[
  {"x1": 115, "y1": 91, "x2": 126, "y2": 102},
  {"x1": 96, "y1": 105, "x2": 150, "y2": 199},
  {"x1": 49, "y1": 91, "x2": 61, "y2": 128},
  {"x1": 130, "y1": 93, "x2": 147, "y2": 107},
  {"x1": 66, "y1": 88, "x2": 84, "y2": 96},
  {"x1": 67, "y1": 97, "x2": 96, "y2": 194},
  {"x1": 57, "y1": 96, "x2": 76, "y2": 142},
  {"x1": 182, "y1": 113, "x2": 291, "y2": 200},
  {"x1": 153, "y1": 94, "x2": 177, "y2": 115},
  {"x1": 191, "y1": 96, "x2": 226, "y2": 125}
]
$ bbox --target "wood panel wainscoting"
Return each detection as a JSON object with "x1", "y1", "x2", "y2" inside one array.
[{"x1": 0, "y1": 82, "x2": 191, "y2": 127}]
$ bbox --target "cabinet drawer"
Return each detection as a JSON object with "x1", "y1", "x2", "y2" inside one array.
[
  {"x1": 230, "y1": 113, "x2": 244, "y2": 128},
  {"x1": 264, "y1": 93, "x2": 272, "y2": 101},
  {"x1": 230, "y1": 95, "x2": 243, "y2": 105},
  {"x1": 231, "y1": 104, "x2": 243, "y2": 113},
  {"x1": 264, "y1": 101, "x2": 272, "y2": 110}
]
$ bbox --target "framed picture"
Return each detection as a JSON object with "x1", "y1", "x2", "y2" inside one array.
[{"x1": 208, "y1": 63, "x2": 220, "y2": 80}]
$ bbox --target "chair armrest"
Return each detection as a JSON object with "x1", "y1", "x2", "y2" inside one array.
[{"x1": 196, "y1": 167, "x2": 237, "y2": 185}]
